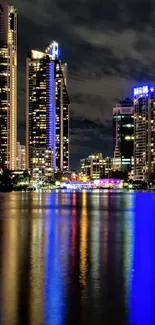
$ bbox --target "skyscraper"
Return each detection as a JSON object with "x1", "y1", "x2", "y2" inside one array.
[
  {"x1": 113, "y1": 98, "x2": 134, "y2": 172},
  {"x1": 134, "y1": 85, "x2": 155, "y2": 181},
  {"x1": 26, "y1": 41, "x2": 69, "y2": 179},
  {"x1": 0, "y1": 4, "x2": 17, "y2": 169}
]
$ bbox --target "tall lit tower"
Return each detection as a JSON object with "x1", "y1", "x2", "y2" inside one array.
[
  {"x1": 26, "y1": 41, "x2": 69, "y2": 179},
  {"x1": 113, "y1": 98, "x2": 134, "y2": 172},
  {"x1": 134, "y1": 85, "x2": 155, "y2": 182},
  {"x1": 0, "y1": 4, "x2": 17, "y2": 169}
]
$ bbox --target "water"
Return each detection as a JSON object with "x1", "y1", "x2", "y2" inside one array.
[{"x1": 0, "y1": 190, "x2": 155, "y2": 325}]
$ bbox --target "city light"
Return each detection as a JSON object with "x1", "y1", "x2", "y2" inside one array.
[
  {"x1": 134, "y1": 85, "x2": 155, "y2": 96},
  {"x1": 31, "y1": 50, "x2": 44, "y2": 60},
  {"x1": 45, "y1": 41, "x2": 59, "y2": 58},
  {"x1": 134, "y1": 86, "x2": 148, "y2": 96}
]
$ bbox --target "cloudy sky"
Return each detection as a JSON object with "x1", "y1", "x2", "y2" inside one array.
[{"x1": 3, "y1": 0, "x2": 155, "y2": 168}]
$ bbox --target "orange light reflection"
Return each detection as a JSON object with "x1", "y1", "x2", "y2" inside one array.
[{"x1": 80, "y1": 191, "x2": 88, "y2": 288}]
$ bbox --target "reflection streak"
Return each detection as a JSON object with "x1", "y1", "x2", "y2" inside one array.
[
  {"x1": 80, "y1": 191, "x2": 88, "y2": 288},
  {"x1": 1, "y1": 200, "x2": 19, "y2": 325},
  {"x1": 45, "y1": 195, "x2": 64, "y2": 325},
  {"x1": 30, "y1": 216, "x2": 44, "y2": 325},
  {"x1": 91, "y1": 194, "x2": 100, "y2": 286}
]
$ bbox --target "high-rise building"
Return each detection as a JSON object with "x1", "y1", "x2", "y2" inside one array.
[
  {"x1": 16, "y1": 142, "x2": 26, "y2": 170},
  {"x1": 0, "y1": 4, "x2": 17, "y2": 169},
  {"x1": 113, "y1": 98, "x2": 134, "y2": 172},
  {"x1": 134, "y1": 85, "x2": 155, "y2": 181},
  {"x1": 26, "y1": 41, "x2": 69, "y2": 179}
]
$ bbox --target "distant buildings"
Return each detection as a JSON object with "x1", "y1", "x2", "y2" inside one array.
[
  {"x1": 26, "y1": 41, "x2": 69, "y2": 179},
  {"x1": 113, "y1": 98, "x2": 134, "y2": 173},
  {"x1": 80, "y1": 153, "x2": 112, "y2": 179},
  {"x1": 104, "y1": 157, "x2": 113, "y2": 178},
  {"x1": 134, "y1": 85, "x2": 155, "y2": 182},
  {"x1": 0, "y1": 4, "x2": 17, "y2": 169},
  {"x1": 16, "y1": 142, "x2": 26, "y2": 170}
]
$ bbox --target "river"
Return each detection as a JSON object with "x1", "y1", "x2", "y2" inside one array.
[{"x1": 0, "y1": 190, "x2": 155, "y2": 325}]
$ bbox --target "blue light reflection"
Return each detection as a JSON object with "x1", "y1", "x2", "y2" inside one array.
[
  {"x1": 130, "y1": 193, "x2": 155, "y2": 325},
  {"x1": 45, "y1": 213, "x2": 63, "y2": 325},
  {"x1": 45, "y1": 193, "x2": 71, "y2": 325}
]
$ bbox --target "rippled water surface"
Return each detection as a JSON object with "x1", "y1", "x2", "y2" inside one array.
[{"x1": 0, "y1": 190, "x2": 155, "y2": 325}]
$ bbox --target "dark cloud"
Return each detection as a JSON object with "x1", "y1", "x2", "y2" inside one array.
[
  {"x1": 70, "y1": 117, "x2": 112, "y2": 168},
  {"x1": 2, "y1": 0, "x2": 155, "y2": 167}
]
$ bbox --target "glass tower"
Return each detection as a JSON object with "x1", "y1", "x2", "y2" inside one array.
[
  {"x1": 113, "y1": 98, "x2": 134, "y2": 172},
  {"x1": 26, "y1": 42, "x2": 69, "y2": 179},
  {"x1": 0, "y1": 4, "x2": 17, "y2": 169}
]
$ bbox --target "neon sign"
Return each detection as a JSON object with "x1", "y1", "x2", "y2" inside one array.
[
  {"x1": 45, "y1": 41, "x2": 59, "y2": 58},
  {"x1": 134, "y1": 85, "x2": 155, "y2": 96},
  {"x1": 52, "y1": 41, "x2": 58, "y2": 58}
]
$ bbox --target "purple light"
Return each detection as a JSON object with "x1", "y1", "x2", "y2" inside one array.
[{"x1": 99, "y1": 178, "x2": 121, "y2": 184}]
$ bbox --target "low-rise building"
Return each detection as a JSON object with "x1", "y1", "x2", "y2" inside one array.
[
  {"x1": 31, "y1": 148, "x2": 54, "y2": 180},
  {"x1": 80, "y1": 153, "x2": 112, "y2": 179}
]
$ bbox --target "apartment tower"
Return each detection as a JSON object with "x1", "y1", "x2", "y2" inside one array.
[
  {"x1": 0, "y1": 4, "x2": 17, "y2": 169},
  {"x1": 134, "y1": 85, "x2": 155, "y2": 181},
  {"x1": 26, "y1": 41, "x2": 69, "y2": 179}
]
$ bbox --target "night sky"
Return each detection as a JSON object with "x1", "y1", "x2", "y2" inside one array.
[{"x1": 3, "y1": 0, "x2": 155, "y2": 168}]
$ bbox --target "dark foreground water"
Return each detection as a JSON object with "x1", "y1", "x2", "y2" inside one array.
[{"x1": 0, "y1": 190, "x2": 155, "y2": 325}]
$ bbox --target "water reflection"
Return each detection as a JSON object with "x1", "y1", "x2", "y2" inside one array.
[
  {"x1": 45, "y1": 198, "x2": 64, "y2": 325},
  {"x1": 30, "y1": 214, "x2": 45, "y2": 325},
  {"x1": 80, "y1": 191, "x2": 88, "y2": 289},
  {"x1": 1, "y1": 201, "x2": 19, "y2": 325},
  {"x1": 0, "y1": 191, "x2": 155, "y2": 325},
  {"x1": 123, "y1": 194, "x2": 134, "y2": 305},
  {"x1": 131, "y1": 193, "x2": 155, "y2": 325},
  {"x1": 70, "y1": 193, "x2": 77, "y2": 273},
  {"x1": 90, "y1": 193, "x2": 100, "y2": 287}
]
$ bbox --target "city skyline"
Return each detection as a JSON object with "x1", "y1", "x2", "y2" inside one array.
[
  {"x1": 1, "y1": 2, "x2": 155, "y2": 171},
  {"x1": 9, "y1": 0, "x2": 155, "y2": 169},
  {"x1": 0, "y1": 3, "x2": 154, "y2": 324}
]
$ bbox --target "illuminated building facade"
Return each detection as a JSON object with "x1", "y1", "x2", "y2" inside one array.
[
  {"x1": 55, "y1": 60, "x2": 69, "y2": 171},
  {"x1": 0, "y1": 4, "x2": 17, "y2": 169},
  {"x1": 113, "y1": 98, "x2": 134, "y2": 172},
  {"x1": 134, "y1": 85, "x2": 155, "y2": 181},
  {"x1": 26, "y1": 41, "x2": 69, "y2": 179},
  {"x1": 16, "y1": 142, "x2": 26, "y2": 170},
  {"x1": 80, "y1": 153, "x2": 110, "y2": 179},
  {"x1": 104, "y1": 157, "x2": 113, "y2": 178}
]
